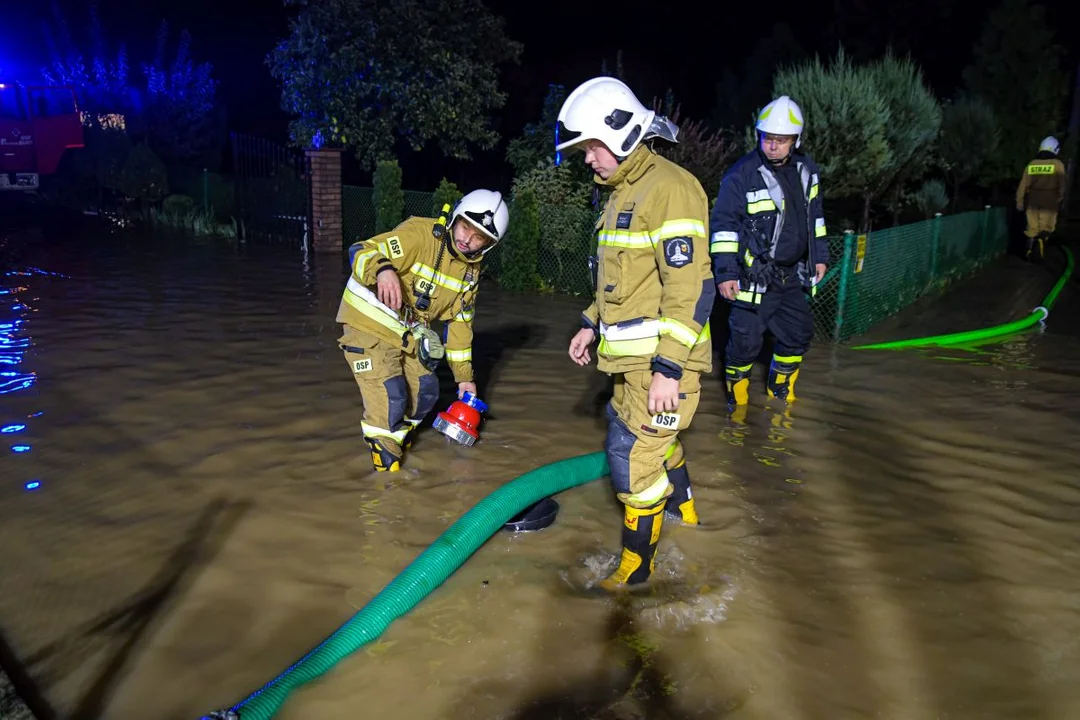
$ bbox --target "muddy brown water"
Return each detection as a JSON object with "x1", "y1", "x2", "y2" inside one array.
[{"x1": 1, "y1": 229, "x2": 1078, "y2": 719}]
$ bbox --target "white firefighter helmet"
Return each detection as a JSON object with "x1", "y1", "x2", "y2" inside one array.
[
  {"x1": 756, "y1": 95, "x2": 805, "y2": 148},
  {"x1": 450, "y1": 189, "x2": 509, "y2": 256},
  {"x1": 556, "y1": 76, "x2": 657, "y2": 158},
  {"x1": 1039, "y1": 136, "x2": 1061, "y2": 155}
]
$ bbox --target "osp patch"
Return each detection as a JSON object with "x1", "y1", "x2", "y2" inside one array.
[{"x1": 663, "y1": 237, "x2": 693, "y2": 268}]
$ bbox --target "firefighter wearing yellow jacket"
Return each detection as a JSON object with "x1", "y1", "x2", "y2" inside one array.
[
  {"x1": 335, "y1": 190, "x2": 509, "y2": 472},
  {"x1": 559, "y1": 76, "x2": 715, "y2": 590},
  {"x1": 1016, "y1": 136, "x2": 1066, "y2": 261}
]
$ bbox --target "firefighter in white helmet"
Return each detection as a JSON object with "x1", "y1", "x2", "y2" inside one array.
[
  {"x1": 709, "y1": 95, "x2": 829, "y2": 409},
  {"x1": 560, "y1": 76, "x2": 715, "y2": 591},
  {"x1": 1016, "y1": 136, "x2": 1066, "y2": 261},
  {"x1": 336, "y1": 189, "x2": 508, "y2": 472}
]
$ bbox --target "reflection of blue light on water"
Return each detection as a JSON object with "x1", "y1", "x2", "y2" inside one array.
[
  {"x1": 3, "y1": 270, "x2": 42, "y2": 453},
  {"x1": 2, "y1": 266, "x2": 51, "y2": 487},
  {"x1": 0, "y1": 375, "x2": 35, "y2": 393},
  {"x1": 5, "y1": 268, "x2": 65, "y2": 278},
  {"x1": 1, "y1": 297, "x2": 35, "y2": 395}
]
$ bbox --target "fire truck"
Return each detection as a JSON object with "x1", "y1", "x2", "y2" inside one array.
[{"x1": 0, "y1": 81, "x2": 84, "y2": 192}]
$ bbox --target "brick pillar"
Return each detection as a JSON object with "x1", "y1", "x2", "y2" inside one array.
[{"x1": 306, "y1": 148, "x2": 343, "y2": 253}]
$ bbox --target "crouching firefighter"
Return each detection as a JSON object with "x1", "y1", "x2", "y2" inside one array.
[
  {"x1": 335, "y1": 190, "x2": 509, "y2": 472},
  {"x1": 560, "y1": 76, "x2": 715, "y2": 590},
  {"x1": 1016, "y1": 136, "x2": 1066, "y2": 262},
  {"x1": 710, "y1": 95, "x2": 829, "y2": 407}
]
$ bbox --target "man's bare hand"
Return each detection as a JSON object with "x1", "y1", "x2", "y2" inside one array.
[
  {"x1": 648, "y1": 373, "x2": 680, "y2": 414},
  {"x1": 377, "y1": 270, "x2": 403, "y2": 310},
  {"x1": 569, "y1": 328, "x2": 596, "y2": 366},
  {"x1": 718, "y1": 280, "x2": 739, "y2": 302}
]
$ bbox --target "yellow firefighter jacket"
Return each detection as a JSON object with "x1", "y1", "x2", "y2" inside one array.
[
  {"x1": 1016, "y1": 155, "x2": 1066, "y2": 212},
  {"x1": 336, "y1": 216, "x2": 480, "y2": 383},
  {"x1": 582, "y1": 145, "x2": 714, "y2": 376}
]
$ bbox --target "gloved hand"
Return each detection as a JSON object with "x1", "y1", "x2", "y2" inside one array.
[{"x1": 411, "y1": 324, "x2": 445, "y2": 371}]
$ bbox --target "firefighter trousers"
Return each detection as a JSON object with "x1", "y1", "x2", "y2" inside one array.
[
  {"x1": 725, "y1": 278, "x2": 814, "y2": 366},
  {"x1": 339, "y1": 326, "x2": 440, "y2": 458},
  {"x1": 605, "y1": 369, "x2": 702, "y2": 509},
  {"x1": 1024, "y1": 208, "x2": 1058, "y2": 238}
]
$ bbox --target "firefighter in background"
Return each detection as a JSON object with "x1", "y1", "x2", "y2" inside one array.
[
  {"x1": 560, "y1": 76, "x2": 715, "y2": 591},
  {"x1": 1016, "y1": 136, "x2": 1066, "y2": 262},
  {"x1": 336, "y1": 190, "x2": 509, "y2": 472},
  {"x1": 710, "y1": 95, "x2": 829, "y2": 407}
]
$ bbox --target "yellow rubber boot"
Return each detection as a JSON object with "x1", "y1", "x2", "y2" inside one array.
[
  {"x1": 599, "y1": 503, "x2": 665, "y2": 591},
  {"x1": 725, "y1": 364, "x2": 752, "y2": 407},
  {"x1": 767, "y1": 354, "x2": 802, "y2": 402},
  {"x1": 366, "y1": 437, "x2": 402, "y2": 472}
]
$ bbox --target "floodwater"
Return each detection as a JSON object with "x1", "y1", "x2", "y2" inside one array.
[{"x1": 1, "y1": 224, "x2": 1079, "y2": 720}]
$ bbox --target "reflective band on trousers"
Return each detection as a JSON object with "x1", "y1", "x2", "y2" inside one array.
[
  {"x1": 627, "y1": 470, "x2": 670, "y2": 506},
  {"x1": 343, "y1": 277, "x2": 409, "y2": 334},
  {"x1": 362, "y1": 422, "x2": 409, "y2": 444}
]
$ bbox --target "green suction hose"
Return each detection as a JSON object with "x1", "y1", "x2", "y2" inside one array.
[
  {"x1": 851, "y1": 247, "x2": 1075, "y2": 351},
  {"x1": 203, "y1": 451, "x2": 609, "y2": 720}
]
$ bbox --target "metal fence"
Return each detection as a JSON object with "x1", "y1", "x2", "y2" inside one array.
[
  {"x1": 230, "y1": 132, "x2": 308, "y2": 246},
  {"x1": 822, "y1": 206, "x2": 1008, "y2": 340},
  {"x1": 342, "y1": 186, "x2": 436, "y2": 245}
]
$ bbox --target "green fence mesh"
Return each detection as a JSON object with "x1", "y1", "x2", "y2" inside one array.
[
  {"x1": 343, "y1": 186, "x2": 435, "y2": 244},
  {"x1": 532, "y1": 204, "x2": 596, "y2": 296},
  {"x1": 341, "y1": 186, "x2": 1009, "y2": 342},
  {"x1": 808, "y1": 234, "x2": 848, "y2": 341},
  {"x1": 822, "y1": 207, "x2": 1009, "y2": 341}
]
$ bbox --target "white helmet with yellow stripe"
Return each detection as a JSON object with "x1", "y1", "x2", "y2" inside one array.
[
  {"x1": 756, "y1": 95, "x2": 805, "y2": 148},
  {"x1": 1038, "y1": 136, "x2": 1061, "y2": 155}
]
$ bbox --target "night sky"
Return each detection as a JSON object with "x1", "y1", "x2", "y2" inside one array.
[{"x1": 3, "y1": 0, "x2": 1078, "y2": 191}]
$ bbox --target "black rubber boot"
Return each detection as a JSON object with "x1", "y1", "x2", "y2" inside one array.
[
  {"x1": 725, "y1": 364, "x2": 752, "y2": 407},
  {"x1": 663, "y1": 462, "x2": 699, "y2": 525}
]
